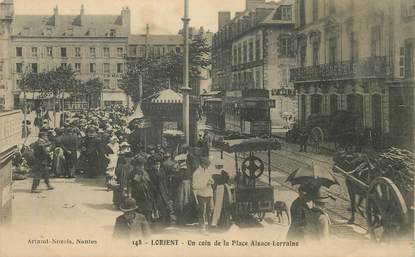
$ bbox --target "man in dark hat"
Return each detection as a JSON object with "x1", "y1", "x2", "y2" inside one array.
[
  {"x1": 31, "y1": 131, "x2": 54, "y2": 193},
  {"x1": 305, "y1": 187, "x2": 331, "y2": 241},
  {"x1": 148, "y1": 159, "x2": 176, "y2": 227},
  {"x1": 113, "y1": 198, "x2": 150, "y2": 239},
  {"x1": 128, "y1": 156, "x2": 154, "y2": 222},
  {"x1": 286, "y1": 184, "x2": 311, "y2": 240}
]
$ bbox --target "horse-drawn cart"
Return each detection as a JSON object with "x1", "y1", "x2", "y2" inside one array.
[
  {"x1": 333, "y1": 149, "x2": 414, "y2": 242},
  {"x1": 218, "y1": 137, "x2": 281, "y2": 221}
]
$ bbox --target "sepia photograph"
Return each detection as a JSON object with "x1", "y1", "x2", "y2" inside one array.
[{"x1": 0, "y1": 0, "x2": 413, "y2": 256}]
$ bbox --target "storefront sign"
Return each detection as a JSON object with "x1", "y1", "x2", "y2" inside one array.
[{"x1": 271, "y1": 88, "x2": 297, "y2": 96}]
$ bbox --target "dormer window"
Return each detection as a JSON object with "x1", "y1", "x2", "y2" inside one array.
[{"x1": 110, "y1": 29, "x2": 116, "y2": 37}]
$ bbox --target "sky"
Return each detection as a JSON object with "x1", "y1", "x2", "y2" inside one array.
[{"x1": 13, "y1": 0, "x2": 250, "y2": 34}]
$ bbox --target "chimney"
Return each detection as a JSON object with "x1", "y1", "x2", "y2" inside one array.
[
  {"x1": 218, "y1": 11, "x2": 231, "y2": 30},
  {"x1": 246, "y1": 0, "x2": 265, "y2": 11},
  {"x1": 121, "y1": 6, "x2": 131, "y2": 34},
  {"x1": 53, "y1": 5, "x2": 59, "y2": 27},
  {"x1": 79, "y1": 4, "x2": 84, "y2": 26}
]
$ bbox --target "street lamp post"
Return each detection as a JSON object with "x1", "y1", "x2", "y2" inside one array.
[{"x1": 181, "y1": 0, "x2": 191, "y2": 145}]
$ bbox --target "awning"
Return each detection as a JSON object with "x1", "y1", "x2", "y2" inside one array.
[
  {"x1": 19, "y1": 92, "x2": 71, "y2": 99},
  {"x1": 200, "y1": 91, "x2": 221, "y2": 97}
]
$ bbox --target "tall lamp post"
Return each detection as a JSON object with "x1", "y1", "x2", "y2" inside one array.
[{"x1": 181, "y1": 0, "x2": 191, "y2": 145}]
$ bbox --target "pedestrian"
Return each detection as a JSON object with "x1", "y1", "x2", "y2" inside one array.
[
  {"x1": 192, "y1": 157, "x2": 214, "y2": 233},
  {"x1": 286, "y1": 184, "x2": 311, "y2": 241},
  {"x1": 299, "y1": 128, "x2": 309, "y2": 152},
  {"x1": 128, "y1": 156, "x2": 154, "y2": 222},
  {"x1": 210, "y1": 160, "x2": 232, "y2": 230},
  {"x1": 113, "y1": 142, "x2": 134, "y2": 207},
  {"x1": 113, "y1": 198, "x2": 150, "y2": 239},
  {"x1": 31, "y1": 131, "x2": 54, "y2": 193},
  {"x1": 61, "y1": 127, "x2": 79, "y2": 178},
  {"x1": 83, "y1": 127, "x2": 101, "y2": 178},
  {"x1": 105, "y1": 136, "x2": 120, "y2": 189},
  {"x1": 305, "y1": 187, "x2": 331, "y2": 242},
  {"x1": 148, "y1": 160, "x2": 176, "y2": 227}
]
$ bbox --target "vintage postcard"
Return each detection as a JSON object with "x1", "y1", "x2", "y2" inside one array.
[{"x1": 0, "y1": 0, "x2": 413, "y2": 256}]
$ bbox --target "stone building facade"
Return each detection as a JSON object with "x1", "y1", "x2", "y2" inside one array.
[
  {"x1": 290, "y1": 0, "x2": 414, "y2": 148},
  {"x1": 0, "y1": 0, "x2": 13, "y2": 110},
  {"x1": 8, "y1": 4, "x2": 131, "y2": 108},
  {"x1": 212, "y1": 0, "x2": 297, "y2": 131}
]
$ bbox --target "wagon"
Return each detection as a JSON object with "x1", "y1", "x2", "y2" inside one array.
[
  {"x1": 334, "y1": 164, "x2": 414, "y2": 242},
  {"x1": 218, "y1": 137, "x2": 281, "y2": 221},
  {"x1": 306, "y1": 111, "x2": 361, "y2": 150}
]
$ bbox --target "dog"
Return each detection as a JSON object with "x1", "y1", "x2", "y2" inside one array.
[{"x1": 274, "y1": 201, "x2": 290, "y2": 225}]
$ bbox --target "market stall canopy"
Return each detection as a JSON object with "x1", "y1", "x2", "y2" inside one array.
[
  {"x1": 148, "y1": 89, "x2": 182, "y2": 104},
  {"x1": 126, "y1": 103, "x2": 144, "y2": 123},
  {"x1": 219, "y1": 137, "x2": 281, "y2": 153}
]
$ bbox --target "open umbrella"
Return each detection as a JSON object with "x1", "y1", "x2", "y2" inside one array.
[
  {"x1": 126, "y1": 103, "x2": 144, "y2": 124},
  {"x1": 286, "y1": 163, "x2": 339, "y2": 188}
]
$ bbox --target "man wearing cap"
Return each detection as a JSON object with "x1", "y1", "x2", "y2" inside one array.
[
  {"x1": 286, "y1": 184, "x2": 311, "y2": 240},
  {"x1": 113, "y1": 198, "x2": 150, "y2": 239},
  {"x1": 304, "y1": 187, "x2": 331, "y2": 241},
  {"x1": 31, "y1": 131, "x2": 54, "y2": 193}
]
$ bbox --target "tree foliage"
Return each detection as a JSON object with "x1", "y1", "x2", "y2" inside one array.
[
  {"x1": 21, "y1": 66, "x2": 78, "y2": 97},
  {"x1": 120, "y1": 35, "x2": 211, "y2": 103}
]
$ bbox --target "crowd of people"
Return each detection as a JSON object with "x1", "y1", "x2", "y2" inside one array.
[{"x1": 12, "y1": 105, "x2": 232, "y2": 239}]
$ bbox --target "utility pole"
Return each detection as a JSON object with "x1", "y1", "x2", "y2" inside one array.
[{"x1": 181, "y1": 0, "x2": 191, "y2": 145}]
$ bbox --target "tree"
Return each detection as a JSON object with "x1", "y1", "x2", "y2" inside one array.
[
  {"x1": 120, "y1": 35, "x2": 211, "y2": 103},
  {"x1": 76, "y1": 78, "x2": 104, "y2": 108},
  {"x1": 21, "y1": 66, "x2": 77, "y2": 126}
]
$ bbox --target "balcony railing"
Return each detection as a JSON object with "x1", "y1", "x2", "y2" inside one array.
[{"x1": 290, "y1": 56, "x2": 390, "y2": 82}]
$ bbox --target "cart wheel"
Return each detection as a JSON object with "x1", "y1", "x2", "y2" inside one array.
[
  {"x1": 366, "y1": 177, "x2": 408, "y2": 242},
  {"x1": 252, "y1": 211, "x2": 265, "y2": 222}
]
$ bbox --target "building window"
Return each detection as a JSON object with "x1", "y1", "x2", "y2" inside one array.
[
  {"x1": 32, "y1": 47, "x2": 38, "y2": 57},
  {"x1": 90, "y1": 47, "x2": 96, "y2": 58},
  {"x1": 329, "y1": 0, "x2": 336, "y2": 14},
  {"x1": 255, "y1": 39, "x2": 261, "y2": 61},
  {"x1": 75, "y1": 47, "x2": 81, "y2": 57},
  {"x1": 347, "y1": 94, "x2": 364, "y2": 129},
  {"x1": 16, "y1": 47, "x2": 23, "y2": 57},
  {"x1": 31, "y1": 63, "x2": 38, "y2": 73},
  {"x1": 312, "y1": 41, "x2": 319, "y2": 66},
  {"x1": 299, "y1": 0, "x2": 305, "y2": 26},
  {"x1": 104, "y1": 47, "x2": 110, "y2": 58},
  {"x1": 330, "y1": 95, "x2": 338, "y2": 113},
  {"x1": 116, "y1": 79, "x2": 122, "y2": 89},
  {"x1": 139, "y1": 46, "x2": 146, "y2": 57},
  {"x1": 248, "y1": 40, "x2": 254, "y2": 62},
  {"x1": 61, "y1": 47, "x2": 67, "y2": 57},
  {"x1": 404, "y1": 43, "x2": 413, "y2": 78},
  {"x1": 311, "y1": 94, "x2": 322, "y2": 114},
  {"x1": 117, "y1": 63, "x2": 123, "y2": 73},
  {"x1": 74, "y1": 63, "x2": 81, "y2": 72},
  {"x1": 243, "y1": 42, "x2": 247, "y2": 63},
  {"x1": 104, "y1": 63, "x2": 110, "y2": 73},
  {"x1": 103, "y1": 79, "x2": 110, "y2": 89},
  {"x1": 90, "y1": 63, "x2": 96, "y2": 73},
  {"x1": 280, "y1": 37, "x2": 293, "y2": 57},
  {"x1": 281, "y1": 6, "x2": 292, "y2": 20},
  {"x1": 350, "y1": 32, "x2": 358, "y2": 63},
  {"x1": 16, "y1": 80, "x2": 22, "y2": 89},
  {"x1": 238, "y1": 44, "x2": 242, "y2": 64},
  {"x1": 312, "y1": 0, "x2": 318, "y2": 21},
  {"x1": 16, "y1": 63, "x2": 23, "y2": 73},
  {"x1": 176, "y1": 47, "x2": 181, "y2": 54},
  {"x1": 370, "y1": 26, "x2": 381, "y2": 57},
  {"x1": 233, "y1": 47, "x2": 237, "y2": 65},
  {"x1": 47, "y1": 47, "x2": 53, "y2": 57},
  {"x1": 329, "y1": 37, "x2": 338, "y2": 64},
  {"x1": 110, "y1": 29, "x2": 116, "y2": 37},
  {"x1": 300, "y1": 44, "x2": 306, "y2": 67},
  {"x1": 61, "y1": 63, "x2": 67, "y2": 68},
  {"x1": 117, "y1": 47, "x2": 123, "y2": 57}
]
